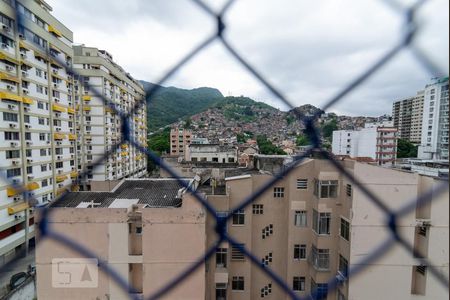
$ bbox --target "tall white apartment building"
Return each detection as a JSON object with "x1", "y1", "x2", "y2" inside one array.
[
  {"x1": 0, "y1": 0, "x2": 76, "y2": 264},
  {"x1": 418, "y1": 77, "x2": 449, "y2": 160},
  {"x1": 73, "y1": 46, "x2": 147, "y2": 191},
  {"x1": 332, "y1": 121, "x2": 398, "y2": 166}
]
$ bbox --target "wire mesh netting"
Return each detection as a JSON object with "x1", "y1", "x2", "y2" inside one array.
[{"x1": 0, "y1": 0, "x2": 448, "y2": 299}]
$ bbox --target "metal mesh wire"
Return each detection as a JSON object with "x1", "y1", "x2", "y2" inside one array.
[{"x1": 0, "y1": 0, "x2": 448, "y2": 299}]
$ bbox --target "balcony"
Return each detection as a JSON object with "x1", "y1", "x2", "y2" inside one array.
[
  {"x1": 56, "y1": 175, "x2": 68, "y2": 183},
  {"x1": 52, "y1": 104, "x2": 66, "y2": 113},
  {"x1": 54, "y1": 133, "x2": 66, "y2": 140},
  {"x1": 82, "y1": 95, "x2": 92, "y2": 101},
  {"x1": 0, "y1": 91, "x2": 22, "y2": 102}
]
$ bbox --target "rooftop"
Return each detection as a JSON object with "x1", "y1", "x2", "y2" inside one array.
[{"x1": 51, "y1": 179, "x2": 193, "y2": 208}]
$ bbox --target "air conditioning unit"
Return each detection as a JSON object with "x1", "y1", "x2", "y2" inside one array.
[
  {"x1": 26, "y1": 141, "x2": 32, "y2": 146},
  {"x1": 22, "y1": 89, "x2": 29, "y2": 95},
  {"x1": 1, "y1": 43, "x2": 8, "y2": 49},
  {"x1": 8, "y1": 104, "x2": 16, "y2": 110},
  {"x1": 24, "y1": 107, "x2": 30, "y2": 112},
  {"x1": 58, "y1": 183, "x2": 64, "y2": 188},
  {"x1": 5, "y1": 65, "x2": 14, "y2": 72},
  {"x1": 13, "y1": 197, "x2": 21, "y2": 202},
  {"x1": 20, "y1": 53, "x2": 27, "y2": 59},
  {"x1": 10, "y1": 142, "x2": 18, "y2": 147},
  {"x1": 53, "y1": 83, "x2": 58, "y2": 89},
  {"x1": 12, "y1": 160, "x2": 20, "y2": 165},
  {"x1": 12, "y1": 179, "x2": 20, "y2": 184},
  {"x1": 56, "y1": 141, "x2": 62, "y2": 145},
  {"x1": 52, "y1": 69, "x2": 58, "y2": 74},
  {"x1": 58, "y1": 169, "x2": 63, "y2": 174},
  {"x1": 54, "y1": 98, "x2": 59, "y2": 103},
  {"x1": 57, "y1": 156, "x2": 62, "y2": 160},
  {"x1": 27, "y1": 159, "x2": 33, "y2": 163},
  {"x1": 27, "y1": 175, "x2": 34, "y2": 180},
  {"x1": 6, "y1": 84, "x2": 14, "y2": 90},
  {"x1": 25, "y1": 124, "x2": 31, "y2": 129},
  {"x1": 18, "y1": 33, "x2": 25, "y2": 40},
  {"x1": 9, "y1": 123, "x2": 16, "y2": 128},
  {"x1": 56, "y1": 128, "x2": 61, "y2": 132},
  {"x1": 21, "y1": 71, "x2": 28, "y2": 77}
]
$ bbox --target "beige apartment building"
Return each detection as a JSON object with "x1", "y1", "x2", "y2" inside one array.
[
  {"x1": 73, "y1": 45, "x2": 147, "y2": 191},
  {"x1": 36, "y1": 179, "x2": 206, "y2": 300},
  {"x1": 392, "y1": 91, "x2": 425, "y2": 144},
  {"x1": 0, "y1": 0, "x2": 76, "y2": 265},
  {"x1": 206, "y1": 158, "x2": 448, "y2": 300},
  {"x1": 170, "y1": 128, "x2": 192, "y2": 157}
]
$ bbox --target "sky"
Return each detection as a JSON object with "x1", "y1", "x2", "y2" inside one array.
[{"x1": 46, "y1": 0, "x2": 449, "y2": 116}]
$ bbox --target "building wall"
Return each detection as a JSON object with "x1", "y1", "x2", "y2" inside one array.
[
  {"x1": 0, "y1": 0, "x2": 75, "y2": 264},
  {"x1": 392, "y1": 91, "x2": 424, "y2": 144},
  {"x1": 36, "y1": 192, "x2": 206, "y2": 300},
  {"x1": 170, "y1": 128, "x2": 191, "y2": 157},
  {"x1": 418, "y1": 77, "x2": 449, "y2": 160},
  {"x1": 205, "y1": 159, "x2": 448, "y2": 300}
]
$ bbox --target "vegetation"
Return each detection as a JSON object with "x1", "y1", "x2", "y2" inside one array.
[
  {"x1": 256, "y1": 135, "x2": 286, "y2": 155},
  {"x1": 296, "y1": 134, "x2": 310, "y2": 146},
  {"x1": 397, "y1": 138, "x2": 418, "y2": 158},
  {"x1": 147, "y1": 128, "x2": 170, "y2": 172},
  {"x1": 321, "y1": 119, "x2": 338, "y2": 139},
  {"x1": 141, "y1": 81, "x2": 224, "y2": 132}
]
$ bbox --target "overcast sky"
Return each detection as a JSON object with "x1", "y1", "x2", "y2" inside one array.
[{"x1": 46, "y1": 0, "x2": 448, "y2": 116}]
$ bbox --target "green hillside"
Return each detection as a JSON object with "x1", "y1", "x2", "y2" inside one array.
[{"x1": 141, "y1": 81, "x2": 224, "y2": 132}]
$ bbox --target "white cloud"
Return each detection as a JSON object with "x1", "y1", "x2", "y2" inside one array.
[{"x1": 46, "y1": 0, "x2": 449, "y2": 116}]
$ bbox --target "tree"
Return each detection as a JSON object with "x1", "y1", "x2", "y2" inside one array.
[
  {"x1": 256, "y1": 135, "x2": 286, "y2": 155},
  {"x1": 397, "y1": 138, "x2": 418, "y2": 158},
  {"x1": 296, "y1": 135, "x2": 310, "y2": 146},
  {"x1": 236, "y1": 133, "x2": 246, "y2": 143},
  {"x1": 183, "y1": 118, "x2": 192, "y2": 129},
  {"x1": 322, "y1": 119, "x2": 338, "y2": 139}
]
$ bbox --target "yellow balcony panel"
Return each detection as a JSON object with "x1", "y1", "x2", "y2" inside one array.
[
  {"x1": 22, "y1": 97, "x2": 34, "y2": 105},
  {"x1": 49, "y1": 44, "x2": 61, "y2": 53},
  {"x1": 54, "y1": 133, "x2": 66, "y2": 140},
  {"x1": 85, "y1": 135, "x2": 92, "y2": 140},
  {"x1": 0, "y1": 52, "x2": 18, "y2": 65},
  {"x1": 67, "y1": 107, "x2": 75, "y2": 114},
  {"x1": 56, "y1": 188, "x2": 68, "y2": 197},
  {"x1": 48, "y1": 25, "x2": 62, "y2": 37},
  {"x1": 8, "y1": 202, "x2": 29, "y2": 215},
  {"x1": 52, "y1": 104, "x2": 66, "y2": 113},
  {"x1": 19, "y1": 41, "x2": 30, "y2": 51},
  {"x1": 70, "y1": 171, "x2": 78, "y2": 178},
  {"x1": 82, "y1": 95, "x2": 92, "y2": 101},
  {"x1": 0, "y1": 91, "x2": 22, "y2": 102},
  {"x1": 83, "y1": 106, "x2": 91, "y2": 111},
  {"x1": 0, "y1": 73, "x2": 20, "y2": 83},
  {"x1": 121, "y1": 144, "x2": 129, "y2": 149},
  {"x1": 56, "y1": 175, "x2": 68, "y2": 183},
  {"x1": 34, "y1": 52, "x2": 47, "y2": 61},
  {"x1": 20, "y1": 60, "x2": 32, "y2": 68},
  {"x1": 26, "y1": 182, "x2": 39, "y2": 191},
  {"x1": 121, "y1": 152, "x2": 129, "y2": 157},
  {"x1": 71, "y1": 185, "x2": 79, "y2": 192},
  {"x1": 68, "y1": 134, "x2": 77, "y2": 140},
  {"x1": 6, "y1": 187, "x2": 19, "y2": 197}
]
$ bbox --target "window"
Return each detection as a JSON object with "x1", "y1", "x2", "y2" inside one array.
[
  {"x1": 41, "y1": 165, "x2": 47, "y2": 172},
  {"x1": 216, "y1": 283, "x2": 227, "y2": 300},
  {"x1": 338, "y1": 255, "x2": 348, "y2": 278},
  {"x1": 3, "y1": 112, "x2": 18, "y2": 122},
  {"x1": 26, "y1": 166, "x2": 33, "y2": 174},
  {"x1": 24, "y1": 115, "x2": 30, "y2": 123},
  {"x1": 314, "y1": 180, "x2": 338, "y2": 198},
  {"x1": 231, "y1": 244, "x2": 245, "y2": 260},
  {"x1": 38, "y1": 118, "x2": 45, "y2": 125},
  {"x1": 294, "y1": 244, "x2": 306, "y2": 260},
  {"x1": 231, "y1": 276, "x2": 244, "y2": 291},
  {"x1": 252, "y1": 204, "x2": 263, "y2": 215},
  {"x1": 418, "y1": 226, "x2": 427, "y2": 237},
  {"x1": 56, "y1": 162, "x2": 63, "y2": 169},
  {"x1": 216, "y1": 248, "x2": 227, "y2": 268},
  {"x1": 37, "y1": 102, "x2": 44, "y2": 109},
  {"x1": 26, "y1": 149, "x2": 32, "y2": 157},
  {"x1": 312, "y1": 210, "x2": 331, "y2": 235},
  {"x1": 293, "y1": 276, "x2": 305, "y2": 291},
  {"x1": 416, "y1": 265, "x2": 427, "y2": 275},
  {"x1": 311, "y1": 280, "x2": 328, "y2": 300},
  {"x1": 25, "y1": 132, "x2": 31, "y2": 140},
  {"x1": 310, "y1": 246, "x2": 329, "y2": 270},
  {"x1": 5, "y1": 132, "x2": 20, "y2": 140},
  {"x1": 273, "y1": 187, "x2": 285, "y2": 198},
  {"x1": 296, "y1": 179, "x2": 308, "y2": 189},
  {"x1": 6, "y1": 150, "x2": 20, "y2": 159},
  {"x1": 135, "y1": 226, "x2": 142, "y2": 235},
  {"x1": 7, "y1": 168, "x2": 21, "y2": 178},
  {"x1": 42, "y1": 179, "x2": 48, "y2": 187},
  {"x1": 294, "y1": 211, "x2": 307, "y2": 227},
  {"x1": 346, "y1": 184, "x2": 352, "y2": 197},
  {"x1": 40, "y1": 149, "x2": 46, "y2": 156},
  {"x1": 340, "y1": 218, "x2": 350, "y2": 241},
  {"x1": 232, "y1": 209, "x2": 245, "y2": 225},
  {"x1": 39, "y1": 133, "x2": 46, "y2": 141}
]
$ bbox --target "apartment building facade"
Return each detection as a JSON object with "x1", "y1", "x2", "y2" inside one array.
[
  {"x1": 170, "y1": 128, "x2": 191, "y2": 157},
  {"x1": 206, "y1": 159, "x2": 449, "y2": 300},
  {"x1": 392, "y1": 90, "x2": 424, "y2": 144},
  {"x1": 0, "y1": 0, "x2": 76, "y2": 265},
  {"x1": 332, "y1": 121, "x2": 398, "y2": 166},
  {"x1": 73, "y1": 45, "x2": 147, "y2": 191},
  {"x1": 418, "y1": 77, "x2": 449, "y2": 160},
  {"x1": 36, "y1": 179, "x2": 206, "y2": 300}
]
